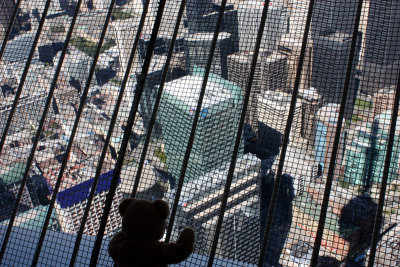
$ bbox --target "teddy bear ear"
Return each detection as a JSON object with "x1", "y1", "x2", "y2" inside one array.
[
  {"x1": 154, "y1": 199, "x2": 169, "y2": 219},
  {"x1": 119, "y1": 198, "x2": 135, "y2": 216}
]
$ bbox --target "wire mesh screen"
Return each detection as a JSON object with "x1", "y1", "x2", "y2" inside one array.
[{"x1": 0, "y1": 0, "x2": 399, "y2": 266}]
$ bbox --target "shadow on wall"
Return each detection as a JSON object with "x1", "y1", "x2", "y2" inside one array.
[
  {"x1": 336, "y1": 195, "x2": 379, "y2": 266},
  {"x1": 261, "y1": 172, "x2": 294, "y2": 267},
  {"x1": 339, "y1": 194, "x2": 378, "y2": 247}
]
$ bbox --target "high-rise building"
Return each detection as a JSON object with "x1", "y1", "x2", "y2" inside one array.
[
  {"x1": 364, "y1": 0, "x2": 400, "y2": 66},
  {"x1": 113, "y1": 11, "x2": 186, "y2": 92},
  {"x1": 185, "y1": 0, "x2": 214, "y2": 34},
  {"x1": 227, "y1": 51, "x2": 264, "y2": 132},
  {"x1": 314, "y1": 104, "x2": 347, "y2": 177},
  {"x1": 194, "y1": 9, "x2": 240, "y2": 55},
  {"x1": 344, "y1": 124, "x2": 374, "y2": 186},
  {"x1": 277, "y1": 33, "x2": 313, "y2": 92},
  {"x1": 166, "y1": 154, "x2": 261, "y2": 265},
  {"x1": 0, "y1": 0, "x2": 15, "y2": 43},
  {"x1": 370, "y1": 111, "x2": 400, "y2": 185},
  {"x1": 298, "y1": 88, "x2": 323, "y2": 145},
  {"x1": 157, "y1": 75, "x2": 244, "y2": 184},
  {"x1": 89, "y1": 0, "x2": 109, "y2": 10},
  {"x1": 227, "y1": 51, "x2": 287, "y2": 133},
  {"x1": 261, "y1": 51, "x2": 288, "y2": 93},
  {"x1": 138, "y1": 55, "x2": 166, "y2": 137},
  {"x1": 360, "y1": 0, "x2": 400, "y2": 94},
  {"x1": 311, "y1": 0, "x2": 359, "y2": 37},
  {"x1": 237, "y1": 1, "x2": 288, "y2": 52},
  {"x1": 259, "y1": 146, "x2": 316, "y2": 265},
  {"x1": 311, "y1": 31, "x2": 361, "y2": 119},
  {"x1": 372, "y1": 86, "x2": 397, "y2": 119},
  {"x1": 257, "y1": 91, "x2": 301, "y2": 153},
  {"x1": 51, "y1": 170, "x2": 123, "y2": 237},
  {"x1": 141, "y1": 0, "x2": 182, "y2": 38},
  {"x1": 2, "y1": 32, "x2": 38, "y2": 64},
  {"x1": 344, "y1": 113, "x2": 400, "y2": 187},
  {"x1": 119, "y1": 162, "x2": 167, "y2": 200},
  {"x1": 58, "y1": 0, "x2": 74, "y2": 14},
  {"x1": 0, "y1": 67, "x2": 54, "y2": 136},
  {"x1": 184, "y1": 32, "x2": 231, "y2": 79},
  {"x1": 220, "y1": 9, "x2": 239, "y2": 55},
  {"x1": 257, "y1": 91, "x2": 302, "y2": 153},
  {"x1": 288, "y1": 0, "x2": 309, "y2": 36},
  {"x1": 112, "y1": 17, "x2": 141, "y2": 79},
  {"x1": 0, "y1": 163, "x2": 40, "y2": 222},
  {"x1": 61, "y1": 48, "x2": 94, "y2": 90},
  {"x1": 0, "y1": 93, "x2": 52, "y2": 136}
]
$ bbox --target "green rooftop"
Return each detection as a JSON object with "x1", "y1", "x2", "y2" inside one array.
[
  {"x1": 1, "y1": 205, "x2": 60, "y2": 231},
  {"x1": 294, "y1": 193, "x2": 359, "y2": 239},
  {"x1": 0, "y1": 163, "x2": 26, "y2": 186}
]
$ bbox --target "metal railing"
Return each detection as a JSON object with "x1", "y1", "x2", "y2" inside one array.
[{"x1": 0, "y1": 0, "x2": 399, "y2": 266}]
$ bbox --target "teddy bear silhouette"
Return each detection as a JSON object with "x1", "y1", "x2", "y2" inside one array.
[{"x1": 109, "y1": 198, "x2": 195, "y2": 267}]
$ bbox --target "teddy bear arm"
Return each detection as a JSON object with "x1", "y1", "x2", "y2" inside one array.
[
  {"x1": 157, "y1": 229, "x2": 195, "y2": 264},
  {"x1": 108, "y1": 232, "x2": 125, "y2": 260}
]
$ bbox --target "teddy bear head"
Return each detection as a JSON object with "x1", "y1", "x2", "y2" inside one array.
[{"x1": 118, "y1": 198, "x2": 170, "y2": 241}]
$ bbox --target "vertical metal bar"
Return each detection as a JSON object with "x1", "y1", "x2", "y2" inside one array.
[
  {"x1": 0, "y1": 0, "x2": 83, "y2": 265},
  {"x1": 89, "y1": 1, "x2": 167, "y2": 265},
  {"x1": 0, "y1": 0, "x2": 22, "y2": 62},
  {"x1": 258, "y1": 0, "x2": 316, "y2": 265},
  {"x1": 310, "y1": 0, "x2": 364, "y2": 265},
  {"x1": 0, "y1": 1, "x2": 52, "y2": 262},
  {"x1": 0, "y1": 0, "x2": 52, "y2": 164},
  {"x1": 30, "y1": 0, "x2": 118, "y2": 265},
  {"x1": 367, "y1": 72, "x2": 400, "y2": 267},
  {"x1": 206, "y1": 0, "x2": 273, "y2": 265},
  {"x1": 164, "y1": 0, "x2": 228, "y2": 244},
  {"x1": 131, "y1": 0, "x2": 186, "y2": 198},
  {"x1": 207, "y1": 0, "x2": 271, "y2": 265},
  {"x1": 67, "y1": 1, "x2": 151, "y2": 266}
]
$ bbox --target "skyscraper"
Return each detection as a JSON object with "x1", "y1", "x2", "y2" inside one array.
[
  {"x1": 298, "y1": 88, "x2": 323, "y2": 145},
  {"x1": 314, "y1": 104, "x2": 347, "y2": 177},
  {"x1": 166, "y1": 154, "x2": 261, "y2": 265},
  {"x1": 227, "y1": 51, "x2": 288, "y2": 133},
  {"x1": 194, "y1": 9, "x2": 240, "y2": 55},
  {"x1": 140, "y1": 0, "x2": 183, "y2": 38},
  {"x1": 257, "y1": 91, "x2": 302, "y2": 153},
  {"x1": 184, "y1": 32, "x2": 231, "y2": 79},
  {"x1": 364, "y1": 0, "x2": 400, "y2": 66},
  {"x1": 311, "y1": 31, "x2": 361, "y2": 119},
  {"x1": 288, "y1": 0, "x2": 309, "y2": 36},
  {"x1": 157, "y1": 75, "x2": 244, "y2": 184},
  {"x1": 0, "y1": 0, "x2": 15, "y2": 43},
  {"x1": 0, "y1": 163, "x2": 39, "y2": 222},
  {"x1": 0, "y1": 67, "x2": 53, "y2": 136},
  {"x1": 227, "y1": 51, "x2": 264, "y2": 132},
  {"x1": 112, "y1": 17, "x2": 141, "y2": 76},
  {"x1": 277, "y1": 33, "x2": 313, "y2": 92},
  {"x1": 372, "y1": 86, "x2": 396, "y2": 119},
  {"x1": 237, "y1": 1, "x2": 288, "y2": 52},
  {"x1": 360, "y1": 0, "x2": 400, "y2": 94},
  {"x1": 311, "y1": 0, "x2": 359, "y2": 37},
  {"x1": 51, "y1": 170, "x2": 123, "y2": 236},
  {"x1": 185, "y1": 0, "x2": 214, "y2": 34}
]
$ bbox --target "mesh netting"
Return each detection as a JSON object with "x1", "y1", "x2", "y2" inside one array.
[{"x1": 0, "y1": 0, "x2": 399, "y2": 266}]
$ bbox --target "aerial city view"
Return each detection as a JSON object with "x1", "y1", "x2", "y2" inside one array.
[{"x1": 0, "y1": 0, "x2": 399, "y2": 266}]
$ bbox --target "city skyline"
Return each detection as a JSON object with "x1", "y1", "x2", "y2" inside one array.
[{"x1": 0, "y1": 0, "x2": 399, "y2": 266}]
